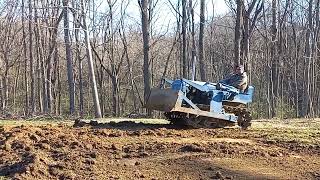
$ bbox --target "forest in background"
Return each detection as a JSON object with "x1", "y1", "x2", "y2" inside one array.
[{"x1": 0, "y1": 0, "x2": 319, "y2": 119}]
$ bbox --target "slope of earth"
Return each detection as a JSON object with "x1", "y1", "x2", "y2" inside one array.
[{"x1": 0, "y1": 118, "x2": 319, "y2": 180}]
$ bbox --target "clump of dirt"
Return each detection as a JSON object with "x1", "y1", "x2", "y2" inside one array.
[
  {"x1": 180, "y1": 144, "x2": 206, "y2": 152},
  {"x1": 0, "y1": 120, "x2": 319, "y2": 179}
]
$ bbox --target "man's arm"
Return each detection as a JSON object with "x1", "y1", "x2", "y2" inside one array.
[
  {"x1": 219, "y1": 75, "x2": 232, "y2": 84},
  {"x1": 231, "y1": 73, "x2": 248, "y2": 90}
]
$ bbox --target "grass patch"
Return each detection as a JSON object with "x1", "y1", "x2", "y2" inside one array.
[
  {"x1": 0, "y1": 119, "x2": 73, "y2": 127},
  {"x1": 251, "y1": 119, "x2": 320, "y2": 146}
]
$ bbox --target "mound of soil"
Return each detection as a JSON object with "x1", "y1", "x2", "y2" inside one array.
[{"x1": 0, "y1": 121, "x2": 319, "y2": 179}]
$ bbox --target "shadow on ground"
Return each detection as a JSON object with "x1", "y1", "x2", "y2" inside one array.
[{"x1": 73, "y1": 119, "x2": 189, "y2": 130}]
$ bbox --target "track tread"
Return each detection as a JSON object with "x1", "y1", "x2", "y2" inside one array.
[{"x1": 165, "y1": 103, "x2": 252, "y2": 129}]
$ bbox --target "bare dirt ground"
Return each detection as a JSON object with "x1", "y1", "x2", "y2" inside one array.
[{"x1": 0, "y1": 118, "x2": 320, "y2": 180}]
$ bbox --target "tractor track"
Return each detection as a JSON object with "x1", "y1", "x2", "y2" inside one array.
[{"x1": 165, "y1": 104, "x2": 252, "y2": 129}]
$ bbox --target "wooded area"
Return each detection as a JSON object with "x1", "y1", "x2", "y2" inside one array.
[{"x1": 0, "y1": 0, "x2": 319, "y2": 119}]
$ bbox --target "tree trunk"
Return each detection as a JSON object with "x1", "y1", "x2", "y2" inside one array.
[
  {"x1": 304, "y1": 0, "x2": 313, "y2": 117},
  {"x1": 56, "y1": 48, "x2": 62, "y2": 115},
  {"x1": 198, "y1": 0, "x2": 206, "y2": 81},
  {"x1": 182, "y1": 0, "x2": 187, "y2": 78},
  {"x1": 270, "y1": 0, "x2": 277, "y2": 117},
  {"x1": 34, "y1": 0, "x2": 46, "y2": 113},
  {"x1": 242, "y1": 15, "x2": 250, "y2": 66},
  {"x1": 63, "y1": 0, "x2": 75, "y2": 115},
  {"x1": 120, "y1": 18, "x2": 138, "y2": 111},
  {"x1": 13, "y1": 61, "x2": 21, "y2": 109},
  {"x1": 21, "y1": 0, "x2": 29, "y2": 116},
  {"x1": 189, "y1": 0, "x2": 196, "y2": 80},
  {"x1": 1, "y1": 70, "x2": 8, "y2": 111},
  {"x1": 234, "y1": 0, "x2": 243, "y2": 66},
  {"x1": 81, "y1": 0, "x2": 102, "y2": 118},
  {"x1": 141, "y1": 0, "x2": 151, "y2": 116},
  {"x1": 75, "y1": 20, "x2": 84, "y2": 117},
  {"x1": 313, "y1": 0, "x2": 320, "y2": 115},
  {"x1": 29, "y1": 0, "x2": 35, "y2": 114}
]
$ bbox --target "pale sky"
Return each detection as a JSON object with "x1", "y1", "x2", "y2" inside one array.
[
  {"x1": 126, "y1": 0, "x2": 229, "y2": 32},
  {"x1": 125, "y1": 0, "x2": 229, "y2": 20},
  {"x1": 92, "y1": 0, "x2": 229, "y2": 33}
]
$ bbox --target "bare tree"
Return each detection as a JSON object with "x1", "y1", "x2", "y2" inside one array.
[
  {"x1": 21, "y1": 0, "x2": 29, "y2": 115},
  {"x1": 72, "y1": 0, "x2": 84, "y2": 117},
  {"x1": 304, "y1": 0, "x2": 314, "y2": 117},
  {"x1": 234, "y1": 0, "x2": 242, "y2": 66},
  {"x1": 140, "y1": 0, "x2": 152, "y2": 115},
  {"x1": 81, "y1": 0, "x2": 102, "y2": 118},
  {"x1": 63, "y1": 0, "x2": 75, "y2": 114},
  {"x1": 199, "y1": 0, "x2": 206, "y2": 81},
  {"x1": 0, "y1": 1, "x2": 21, "y2": 111},
  {"x1": 29, "y1": 0, "x2": 35, "y2": 114},
  {"x1": 270, "y1": 0, "x2": 277, "y2": 117},
  {"x1": 241, "y1": 0, "x2": 263, "y2": 67},
  {"x1": 182, "y1": 0, "x2": 187, "y2": 77}
]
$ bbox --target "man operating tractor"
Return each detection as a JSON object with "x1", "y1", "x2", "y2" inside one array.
[
  {"x1": 145, "y1": 63, "x2": 254, "y2": 129},
  {"x1": 219, "y1": 65, "x2": 248, "y2": 92}
]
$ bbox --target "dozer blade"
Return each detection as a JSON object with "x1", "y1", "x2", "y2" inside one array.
[{"x1": 145, "y1": 88, "x2": 179, "y2": 112}]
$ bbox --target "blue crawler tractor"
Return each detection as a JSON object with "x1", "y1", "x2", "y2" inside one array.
[{"x1": 145, "y1": 78, "x2": 254, "y2": 129}]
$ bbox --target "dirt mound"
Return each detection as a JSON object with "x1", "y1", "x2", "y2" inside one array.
[
  {"x1": 180, "y1": 144, "x2": 207, "y2": 152},
  {"x1": 0, "y1": 120, "x2": 319, "y2": 179}
]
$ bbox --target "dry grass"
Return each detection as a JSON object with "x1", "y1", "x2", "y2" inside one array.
[{"x1": 251, "y1": 118, "x2": 320, "y2": 145}]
